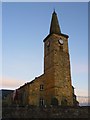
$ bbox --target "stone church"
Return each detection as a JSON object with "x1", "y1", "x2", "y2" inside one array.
[{"x1": 7, "y1": 11, "x2": 78, "y2": 106}]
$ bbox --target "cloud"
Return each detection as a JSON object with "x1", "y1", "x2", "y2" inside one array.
[
  {"x1": 77, "y1": 94, "x2": 90, "y2": 106},
  {"x1": 77, "y1": 96, "x2": 89, "y2": 106},
  {"x1": 0, "y1": 76, "x2": 27, "y2": 90},
  {"x1": 74, "y1": 89, "x2": 89, "y2": 106},
  {"x1": 75, "y1": 89, "x2": 88, "y2": 97}
]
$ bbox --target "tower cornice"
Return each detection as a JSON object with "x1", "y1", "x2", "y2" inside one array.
[{"x1": 43, "y1": 33, "x2": 69, "y2": 42}]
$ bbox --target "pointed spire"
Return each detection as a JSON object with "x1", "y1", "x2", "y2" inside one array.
[{"x1": 50, "y1": 10, "x2": 61, "y2": 35}]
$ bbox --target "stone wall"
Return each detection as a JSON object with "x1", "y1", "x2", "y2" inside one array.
[{"x1": 2, "y1": 106, "x2": 89, "y2": 119}]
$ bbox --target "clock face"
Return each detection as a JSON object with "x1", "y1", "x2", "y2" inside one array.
[{"x1": 58, "y1": 39, "x2": 64, "y2": 45}]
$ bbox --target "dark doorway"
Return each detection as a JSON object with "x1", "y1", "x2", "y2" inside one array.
[
  {"x1": 61, "y1": 99, "x2": 67, "y2": 106},
  {"x1": 51, "y1": 97, "x2": 59, "y2": 106}
]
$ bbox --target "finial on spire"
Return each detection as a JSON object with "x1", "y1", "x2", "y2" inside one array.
[{"x1": 53, "y1": 8, "x2": 56, "y2": 14}]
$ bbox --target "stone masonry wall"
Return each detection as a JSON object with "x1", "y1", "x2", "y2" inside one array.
[{"x1": 2, "y1": 106, "x2": 89, "y2": 119}]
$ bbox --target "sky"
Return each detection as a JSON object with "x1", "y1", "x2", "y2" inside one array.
[
  {"x1": 1, "y1": 2, "x2": 88, "y2": 103},
  {"x1": 1, "y1": 0, "x2": 89, "y2": 2}
]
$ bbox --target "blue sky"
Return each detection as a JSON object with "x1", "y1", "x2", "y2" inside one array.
[{"x1": 1, "y1": 2, "x2": 88, "y2": 97}]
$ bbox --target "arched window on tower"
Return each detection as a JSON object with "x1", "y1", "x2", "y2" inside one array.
[{"x1": 40, "y1": 84, "x2": 44, "y2": 91}]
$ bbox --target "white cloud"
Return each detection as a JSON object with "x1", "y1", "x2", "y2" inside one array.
[
  {"x1": 75, "y1": 89, "x2": 88, "y2": 97},
  {"x1": 74, "y1": 89, "x2": 88, "y2": 106},
  {"x1": 77, "y1": 96, "x2": 89, "y2": 106},
  {"x1": 0, "y1": 76, "x2": 27, "y2": 90}
]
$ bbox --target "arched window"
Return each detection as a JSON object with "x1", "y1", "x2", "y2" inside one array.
[
  {"x1": 39, "y1": 98, "x2": 44, "y2": 106},
  {"x1": 40, "y1": 84, "x2": 44, "y2": 91}
]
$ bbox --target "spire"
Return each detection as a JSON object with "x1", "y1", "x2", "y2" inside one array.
[{"x1": 50, "y1": 10, "x2": 61, "y2": 35}]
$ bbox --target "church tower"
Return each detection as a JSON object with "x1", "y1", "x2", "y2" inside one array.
[
  {"x1": 5, "y1": 10, "x2": 79, "y2": 107},
  {"x1": 43, "y1": 11, "x2": 73, "y2": 106}
]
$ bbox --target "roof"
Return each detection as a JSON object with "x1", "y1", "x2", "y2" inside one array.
[
  {"x1": 43, "y1": 11, "x2": 69, "y2": 42},
  {"x1": 50, "y1": 10, "x2": 61, "y2": 35}
]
